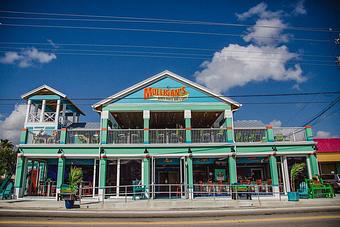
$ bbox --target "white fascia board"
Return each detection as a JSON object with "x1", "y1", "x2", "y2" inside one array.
[
  {"x1": 21, "y1": 84, "x2": 66, "y2": 99},
  {"x1": 92, "y1": 70, "x2": 241, "y2": 110}
]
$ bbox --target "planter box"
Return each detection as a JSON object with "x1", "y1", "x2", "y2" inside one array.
[{"x1": 288, "y1": 192, "x2": 300, "y2": 201}]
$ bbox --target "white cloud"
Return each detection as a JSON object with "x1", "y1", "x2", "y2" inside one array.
[
  {"x1": 236, "y1": 2, "x2": 281, "y2": 20},
  {"x1": 316, "y1": 130, "x2": 332, "y2": 138},
  {"x1": 0, "y1": 48, "x2": 56, "y2": 68},
  {"x1": 293, "y1": 0, "x2": 307, "y2": 15},
  {"x1": 195, "y1": 44, "x2": 306, "y2": 93},
  {"x1": 0, "y1": 105, "x2": 26, "y2": 144},
  {"x1": 269, "y1": 119, "x2": 282, "y2": 127}
]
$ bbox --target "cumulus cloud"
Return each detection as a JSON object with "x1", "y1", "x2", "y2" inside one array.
[
  {"x1": 195, "y1": 44, "x2": 306, "y2": 93},
  {"x1": 269, "y1": 119, "x2": 282, "y2": 127},
  {"x1": 0, "y1": 47, "x2": 56, "y2": 68},
  {"x1": 0, "y1": 105, "x2": 26, "y2": 144},
  {"x1": 236, "y1": 2, "x2": 281, "y2": 20},
  {"x1": 293, "y1": 0, "x2": 307, "y2": 15},
  {"x1": 316, "y1": 130, "x2": 331, "y2": 138}
]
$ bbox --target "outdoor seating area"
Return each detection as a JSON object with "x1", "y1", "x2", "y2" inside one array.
[{"x1": 305, "y1": 176, "x2": 335, "y2": 199}]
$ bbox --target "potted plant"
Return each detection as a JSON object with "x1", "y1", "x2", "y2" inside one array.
[
  {"x1": 288, "y1": 163, "x2": 305, "y2": 201},
  {"x1": 60, "y1": 167, "x2": 83, "y2": 209}
]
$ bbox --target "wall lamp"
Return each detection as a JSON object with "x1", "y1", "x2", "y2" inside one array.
[
  {"x1": 272, "y1": 146, "x2": 277, "y2": 152},
  {"x1": 57, "y1": 148, "x2": 63, "y2": 154},
  {"x1": 188, "y1": 148, "x2": 193, "y2": 158}
]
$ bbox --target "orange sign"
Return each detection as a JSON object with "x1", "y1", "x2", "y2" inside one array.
[{"x1": 144, "y1": 86, "x2": 189, "y2": 102}]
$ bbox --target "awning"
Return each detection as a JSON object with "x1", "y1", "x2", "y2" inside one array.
[{"x1": 317, "y1": 153, "x2": 340, "y2": 162}]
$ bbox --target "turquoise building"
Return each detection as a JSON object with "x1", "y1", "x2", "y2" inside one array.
[{"x1": 15, "y1": 70, "x2": 319, "y2": 200}]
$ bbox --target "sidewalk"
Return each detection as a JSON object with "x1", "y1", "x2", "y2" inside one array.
[{"x1": 0, "y1": 195, "x2": 339, "y2": 218}]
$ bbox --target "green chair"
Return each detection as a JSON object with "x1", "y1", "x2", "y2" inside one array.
[
  {"x1": 0, "y1": 181, "x2": 14, "y2": 200},
  {"x1": 132, "y1": 180, "x2": 146, "y2": 200}
]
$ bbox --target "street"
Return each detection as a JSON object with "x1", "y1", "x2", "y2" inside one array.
[{"x1": 0, "y1": 211, "x2": 339, "y2": 226}]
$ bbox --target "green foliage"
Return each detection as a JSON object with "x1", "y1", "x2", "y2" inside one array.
[
  {"x1": 290, "y1": 163, "x2": 306, "y2": 192},
  {"x1": 0, "y1": 140, "x2": 16, "y2": 177},
  {"x1": 68, "y1": 166, "x2": 83, "y2": 192}
]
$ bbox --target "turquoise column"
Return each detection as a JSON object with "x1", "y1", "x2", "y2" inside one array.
[
  {"x1": 305, "y1": 125, "x2": 313, "y2": 141},
  {"x1": 224, "y1": 110, "x2": 234, "y2": 143},
  {"x1": 266, "y1": 125, "x2": 274, "y2": 142},
  {"x1": 19, "y1": 128, "x2": 27, "y2": 144},
  {"x1": 14, "y1": 155, "x2": 26, "y2": 198},
  {"x1": 185, "y1": 110, "x2": 191, "y2": 143},
  {"x1": 101, "y1": 119, "x2": 108, "y2": 144},
  {"x1": 228, "y1": 155, "x2": 237, "y2": 184},
  {"x1": 309, "y1": 154, "x2": 320, "y2": 176},
  {"x1": 99, "y1": 155, "x2": 107, "y2": 201},
  {"x1": 269, "y1": 155, "x2": 279, "y2": 186},
  {"x1": 56, "y1": 156, "x2": 65, "y2": 197},
  {"x1": 187, "y1": 156, "x2": 194, "y2": 199},
  {"x1": 143, "y1": 157, "x2": 150, "y2": 198}
]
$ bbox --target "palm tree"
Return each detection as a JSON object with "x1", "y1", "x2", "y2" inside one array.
[{"x1": 290, "y1": 163, "x2": 306, "y2": 192}]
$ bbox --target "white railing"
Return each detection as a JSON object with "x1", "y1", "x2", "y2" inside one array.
[
  {"x1": 66, "y1": 129, "x2": 100, "y2": 144},
  {"x1": 149, "y1": 129, "x2": 186, "y2": 144},
  {"x1": 107, "y1": 129, "x2": 144, "y2": 144},
  {"x1": 273, "y1": 127, "x2": 306, "y2": 142},
  {"x1": 43, "y1": 112, "x2": 56, "y2": 122},
  {"x1": 27, "y1": 112, "x2": 40, "y2": 122},
  {"x1": 26, "y1": 129, "x2": 61, "y2": 144},
  {"x1": 191, "y1": 128, "x2": 226, "y2": 143},
  {"x1": 234, "y1": 128, "x2": 267, "y2": 142}
]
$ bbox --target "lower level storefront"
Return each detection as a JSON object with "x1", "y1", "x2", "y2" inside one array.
[{"x1": 15, "y1": 151, "x2": 320, "y2": 200}]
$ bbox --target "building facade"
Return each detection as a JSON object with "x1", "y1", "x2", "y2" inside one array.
[
  {"x1": 315, "y1": 138, "x2": 340, "y2": 174},
  {"x1": 14, "y1": 70, "x2": 319, "y2": 200}
]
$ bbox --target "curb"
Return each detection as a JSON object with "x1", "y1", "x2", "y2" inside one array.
[{"x1": 0, "y1": 206, "x2": 339, "y2": 218}]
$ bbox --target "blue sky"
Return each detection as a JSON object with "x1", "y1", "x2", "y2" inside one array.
[{"x1": 0, "y1": 0, "x2": 339, "y2": 141}]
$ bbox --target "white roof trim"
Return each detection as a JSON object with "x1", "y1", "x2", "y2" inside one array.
[
  {"x1": 92, "y1": 70, "x2": 241, "y2": 110},
  {"x1": 21, "y1": 84, "x2": 66, "y2": 99}
]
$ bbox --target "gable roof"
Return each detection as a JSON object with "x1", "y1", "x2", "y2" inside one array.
[
  {"x1": 92, "y1": 70, "x2": 241, "y2": 111},
  {"x1": 21, "y1": 84, "x2": 85, "y2": 115}
]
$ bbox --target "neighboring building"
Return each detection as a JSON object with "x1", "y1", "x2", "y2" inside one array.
[
  {"x1": 14, "y1": 70, "x2": 319, "y2": 200},
  {"x1": 315, "y1": 138, "x2": 340, "y2": 174}
]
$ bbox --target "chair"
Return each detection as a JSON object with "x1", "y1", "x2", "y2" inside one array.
[
  {"x1": 0, "y1": 181, "x2": 13, "y2": 200},
  {"x1": 298, "y1": 181, "x2": 309, "y2": 199},
  {"x1": 132, "y1": 180, "x2": 146, "y2": 200}
]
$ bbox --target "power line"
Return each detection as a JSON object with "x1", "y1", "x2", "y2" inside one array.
[
  {"x1": 0, "y1": 91, "x2": 339, "y2": 101},
  {"x1": 0, "y1": 10, "x2": 338, "y2": 33},
  {"x1": 0, "y1": 23, "x2": 331, "y2": 43},
  {"x1": 0, "y1": 41, "x2": 334, "y2": 58}
]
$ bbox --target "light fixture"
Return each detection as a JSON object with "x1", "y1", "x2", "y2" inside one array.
[
  {"x1": 100, "y1": 147, "x2": 105, "y2": 154},
  {"x1": 188, "y1": 148, "x2": 192, "y2": 158},
  {"x1": 57, "y1": 148, "x2": 63, "y2": 154},
  {"x1": 272, "y1": 146, "x2": 277, "y2": 152}
]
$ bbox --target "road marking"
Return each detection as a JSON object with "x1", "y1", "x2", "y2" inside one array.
[{"x1": 0, "y1": 215, "x2": 340, "y2": 225}]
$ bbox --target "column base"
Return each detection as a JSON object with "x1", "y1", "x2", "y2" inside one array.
[
  {"x1": 14, "y1": 188, "x2": 21, "y2": 199},
  {"x1": 188, "y1": 188, "x2": 193, "y2": 200},
  {"x1": 56, "y1": 188, "x2": 60, "y2": 201},
  {"x1": 272, "y1": 186, "x2": 280, "y2": 198},
  {"x1": 98, "y1": 188, "x2": 105, "y2": 201}
]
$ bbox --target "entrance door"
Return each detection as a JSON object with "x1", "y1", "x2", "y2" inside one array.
[{"x1": 251, "y1": 168, "x2": 263, "y2": 180}]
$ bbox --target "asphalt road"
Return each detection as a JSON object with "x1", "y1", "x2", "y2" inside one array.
[{"x1": 0, "y1": 211, "x2": 339, "y2": 226}]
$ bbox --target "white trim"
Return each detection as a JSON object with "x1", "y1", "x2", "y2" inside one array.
[
  {"x1": 55, "y1": 99, "x2": 61, "y2": 124},
  {"x1": 92, "y1": 70, "x2": 241, "y2": 111},
  {"x1": 306, "y1": 155, "x2": 312, "y2": 179},
  {"x1": 224, "y1": 110, "x2": 232, "y2": 118},
  {"x1": 282, "y1": 156, "x2": 290, "y2": 193},
  {"x1": 184, "y1": 110, "x2": 191, "y2": 119},
  {"x1": 39, "y1": 100, "x2": 46, "y2": 123},
  {"x1": 116, "y1": 159, "x2": 120, "y2": 198},
  {"x1": 21, "y1": 84, "x2": 66, "y2": 99},
  {"x1": 143, "y1": 110, "x2": 150, "y2": 119},
  {"x1": 101, "y1": 111, "x2": 109, "y2": 119},
  {"x1": 24, "y1": 100, "x2": 32, "y2": 127}
]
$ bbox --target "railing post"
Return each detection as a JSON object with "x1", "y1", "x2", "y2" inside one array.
[
  {"x1": 224, "y1": 110, "x2": 234, "y2": 143},
  {"x1": 304, "y1": 125, "x2": 313, "y2": 141},
  {"x1": 143, "y1": 110, "x2": 150, "y2": 144},
  {"x1": 266, "y1": 125, "x2": 274, "y2": 142},
  {"x1": 184, "y1": 110, "x2": 191, "y2": 143},
  {"x1": 19, "y1": 128, "x2": 28, "y2": 144}
]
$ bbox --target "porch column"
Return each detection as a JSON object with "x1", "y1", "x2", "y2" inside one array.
[
  {"x1": 308, "y1": 154, "x2": 320, "y2": 176},
  {"x1": 224, "y1": 110, "x2": 234, "y2": 143},
  {"x1": 24, "y1": 99, "x2": 31, "y2": 126},
  {"x1": 92, "y1": 159, "x2": 97, "y2": 198},
  {"x1": 269, "y1": 155, "x2": 279, "y2": 197},
  {"x1": 61, "y1": 103, "x2": 66, "y2": 126},
  {"x1": 304, "y1": 125, "x2": 313, "y2": 141},
  {"x1": 14, "y1": 154, "x2": 26, "y2": 198},
  {"x1": 19, "y1": 128, "x2": 28, "y2": 144},
  {"x1": 143, "y1": 110, "x2": 150, "y2": 144},
  {"x1": 116, "y1": 159, "x2": 120, "y2": 198},
  {"x1": 228, "y1": 155, "x2": 237, "y2": 184},
  {"x1": 39, "y1": 99, "x2": 46, "y2": 123},
  {"x1": 143, "y1": 157, "x2": 150, "y2": 198},
  {"x1": 101, "y1": 111, "x2": 109, "y2": 144},
  {"x1": 184, "y1": 110, "x2": 191, "y2": 143},
  {"x1": 98, "y1": 155, "x2": 107, "y2": 201},
  {"x1": 56, "y1": 156, "x2": 65, "y2": 199},
  {"x1": 187, "y1": 156, "x2": 194, "y2": 199},
  {"x1": 55, "y1": 99, "x2": 61, "y2": 124}
]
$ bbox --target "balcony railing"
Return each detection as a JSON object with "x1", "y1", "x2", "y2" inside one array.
[
  {"x1": 273, "y1": 127, "x2": 306, "y2": 142},
  {"x1": 43, "y1": 112, "x2": 56, "y2": 122},
  {"x1": 66, "y1": 129, "x2": 100, "y2": 144},
  {"x1": 191, "y1": 128, "x2": 227, "y2": 143},
  {"x1": 107, "y1": 129, "x2": 144, "y2": 144},
  {"x1": 27, "y1": 130, "x2": 61, "y2": 144},
  {"x1": 234, "y1": 128, "x2": 267, "y2": 142},
  {"x1": 27, "y1": 113, "x2": 40, "y2": 123},
  {"x1": 149, "y1": 129, "x2": 186, "y2": 144},
  {"x1": 22, "y1": 127, "x2": 310, "y2": 144}
]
